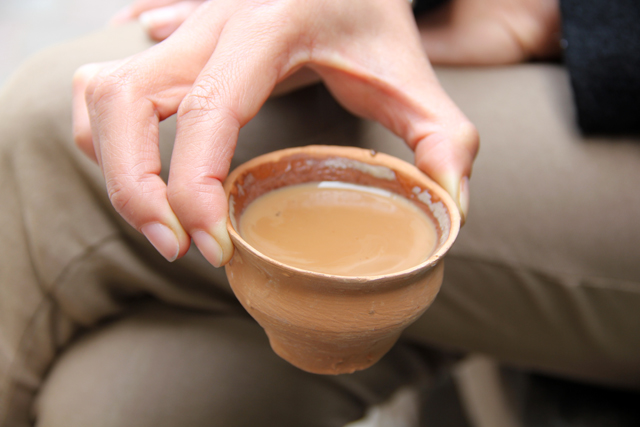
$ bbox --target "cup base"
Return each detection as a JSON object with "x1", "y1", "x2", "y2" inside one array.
[{"x1": 265, "y1": 329, "x2": 401, "y2": 375}]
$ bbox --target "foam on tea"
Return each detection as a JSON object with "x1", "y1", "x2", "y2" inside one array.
[{"x1": 239, "y1": 181, "x2": 437, "y2": 276}]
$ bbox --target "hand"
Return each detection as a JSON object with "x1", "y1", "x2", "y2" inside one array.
[
  {"x1": 417, "y1": 0, "x2": 561, "y2": 65},
  {"x1": 75, "y1": 0, "x2": 478, "y2": 266},
  {"x1": 110, "y1": 0, "x2": 323, "y2": 95}
]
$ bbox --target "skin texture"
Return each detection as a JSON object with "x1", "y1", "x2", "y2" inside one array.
[{"x1": 74, "y1": 0, "x2": 558, "y2": 266}]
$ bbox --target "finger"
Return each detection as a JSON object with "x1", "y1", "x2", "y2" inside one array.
[
  {"x1": 413, "y1": 123, "x2": 478, "y2": 225},
  {"x1": 73, "y1": 63, "x2": 105, "y2": 162},
  {"x1": 73, "y1": 61, "x2": 124, "y2": 163},
  {"x1": 320, "y1": 63, "x2": 478, "y2": 224},
  {"x1": 139, "y1": 1, "x2": 205, "y2": 41},
  {"x1": 86, "y1": 64, "x2": 190, "y2": 261},
  {"x1": 168, "y1": 11, "x2": 295, "y2": 267},
  {"x1": 86, "y1": 5, "x2": 230, "y2": 261}
]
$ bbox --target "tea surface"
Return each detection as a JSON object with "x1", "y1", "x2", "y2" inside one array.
[{"x1": 239, "y1": 182, "x2": 437, "y2": 276}]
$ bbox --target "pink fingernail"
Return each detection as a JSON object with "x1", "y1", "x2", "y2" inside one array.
[
  {"x1": 142, "y1": 223, "x2": 180, "y2": 262},
  {"x1": 192, "y1": 230, "x2": 224, "y2": 268}
]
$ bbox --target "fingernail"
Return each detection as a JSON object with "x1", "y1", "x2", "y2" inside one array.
[
  {"x1": 458, "y1": 176, "x2": 470, "y2": 226},
  {"x1": 212, "y1": 221, "x2": 234, "y2": 265},
  {"x1": 139, "y1": 7, "x2": 177, "y2": 31},
  {"x1": 141, "y1": 223, "x2": 180, "y2": 262},
  {"x1": 109, "y1": 5, "x2": 133, "y2": 26},
  {"x1": 192, "y1": 221, "x2": 234, "y2": 268},
  {"x1": 439, "y1": 172, "x2": 466, "y2": 226},
  {"x1": 192, "y1": 230, "x2": 224, "y2": 268},
  {"x1": 438, "y1": 173, "x2": 459, "y2": 204}
]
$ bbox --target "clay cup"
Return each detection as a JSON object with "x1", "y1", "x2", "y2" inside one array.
[{"x1": 223, "y1": 145, "x2": 460, "y2": 375}]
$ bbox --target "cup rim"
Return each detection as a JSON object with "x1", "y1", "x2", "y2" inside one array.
[{"x1": 224, "y1": 145, "x2": 461, "y2": 282}]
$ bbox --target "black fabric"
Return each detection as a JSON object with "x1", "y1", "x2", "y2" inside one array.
[
  {"x1": 523, "y1": 374, "x2": 640, "y2": 427},
  {"x1": 412, "y1": 0, "x2": 450, "y2": 16},
  {"x1": 560, "y1": 0, "x2": 640, "y2": 134}
]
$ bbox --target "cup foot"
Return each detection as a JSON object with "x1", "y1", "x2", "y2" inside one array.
[{"x1": 266, "y1": 329, "x2": 401, "y2": 375}]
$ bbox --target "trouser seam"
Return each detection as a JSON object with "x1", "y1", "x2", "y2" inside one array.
[{"x1": 0, "y1": 232, "x2": 122, "y2": 427}]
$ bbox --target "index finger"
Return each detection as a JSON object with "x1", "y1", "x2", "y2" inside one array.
[{"x1": 167, "y1": 7, "x2": 302, "y2": 267}]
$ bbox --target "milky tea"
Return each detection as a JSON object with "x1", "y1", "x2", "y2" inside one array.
[{"x1": 239, "y1": 181, "x2": 437, "y2": 276}]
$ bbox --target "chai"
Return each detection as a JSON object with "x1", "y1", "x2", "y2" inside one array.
[{"x1": 239, "y1": 181, "x2": 437, "y2": 276}]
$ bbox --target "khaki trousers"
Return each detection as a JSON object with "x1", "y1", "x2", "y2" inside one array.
[{"x1": 1, "y1": 23, "x2": 639, "y2": 427}]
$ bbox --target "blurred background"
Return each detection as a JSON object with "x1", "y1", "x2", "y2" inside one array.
[{"x1": 0, "y1": 0, "x2": 130, "y2": 85}]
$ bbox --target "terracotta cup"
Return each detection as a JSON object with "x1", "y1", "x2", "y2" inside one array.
[{"x1": 224, "y1": 145, "x2": 460, "y2": 375}]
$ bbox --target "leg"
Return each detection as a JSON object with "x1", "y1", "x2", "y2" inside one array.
[
  {"x1": 365, "y1": 65, "x2": 640, "y2": 388},
  {"x1": 33, "y1": 303, "x2": 428, "y2": 427},
  {"x1": 0, "y1": 24, "x2": 242, "y2": 426}
]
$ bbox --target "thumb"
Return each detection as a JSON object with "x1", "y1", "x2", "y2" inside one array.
[
  {"x1": 314, "y1": 58, "x2": 478, "y2": 224},
  {"x1": 413, "y1": 123, "x2": 478, "y2": 224},
  {"x1": 307, "y1": 2, "x2": 478, "y2": 225}
]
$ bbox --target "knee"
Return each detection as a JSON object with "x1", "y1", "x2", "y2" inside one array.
[
  {"x1": 0, "y1": 24, "x2": 155, "y2": 153},
  {"x1": 1, "y1": 47, "x2": 76, "y2": 141},
  {"x1": 33, "y1": 305, "x2": 364, "y2": 427}
]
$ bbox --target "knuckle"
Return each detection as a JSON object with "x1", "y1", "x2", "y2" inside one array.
[
  {"x1": 177, "y1": 76, "x2": 241, "y2": 124},
  {"x1": 106, "y1": 175, "x2": 135, "y2": 215},
  {"x1": 86, "y1": 67, "x2": 137, "y2": 109},
  {"x1": 105, "y1": 173, "x2": 159, "y2": 219},
  {"x1": 178, "y1": 81, "x2": 224, "y2": 120},
  {"x1": 89, "y1": 75, "x2": 123, "y2": 107},
  {"x1": 167, "y1": 176, "x2": 210, "y2": 207},
  {"x1": 166, "y1": 172, "x2": 224, "y2": 220},
  {"x1": 416, "y1": 120, "x2": 479, "y2": 165}
]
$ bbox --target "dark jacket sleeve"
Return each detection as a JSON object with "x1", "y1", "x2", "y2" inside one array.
[
  {"x1": 559, "y1": 0, "x2": 640, "y2": 134},
  {"x1": 412, "y1": 0, "x2": 450, "y2": 16}
]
